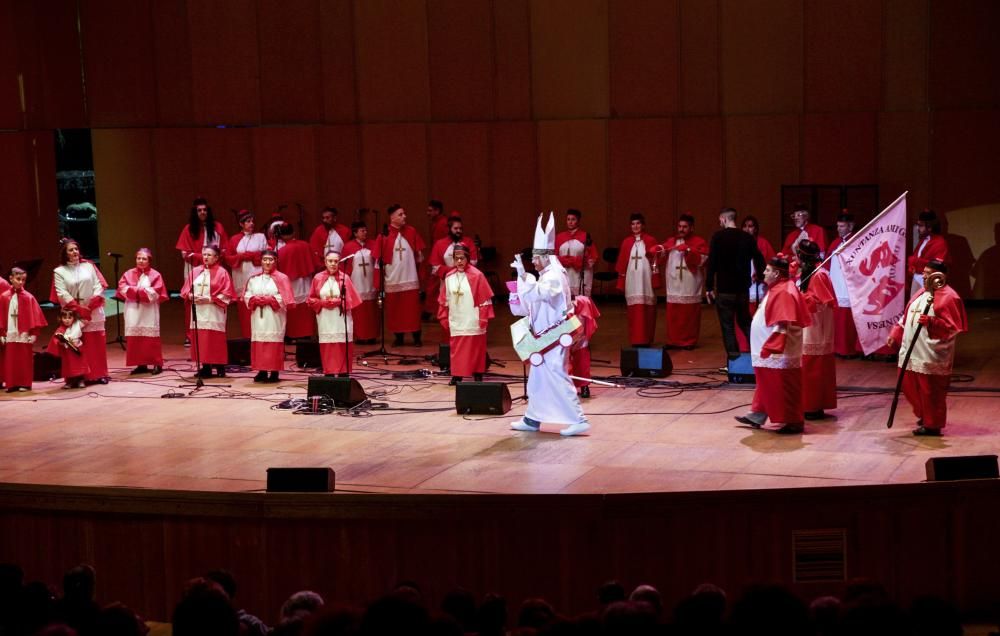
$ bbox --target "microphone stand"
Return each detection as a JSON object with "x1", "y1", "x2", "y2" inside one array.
[
  {"x1": 107, "y1": 252, "x2": 126, "y2": 350},
  {"x1": 578, "y1": 232, "x2": 592, "y2": 298},
  {"x1": 362, "y1": 210, "x2": 407, "y2": 362},
  {"x1": 177, "y1": 260, "x2": 231, "y2": 392}
]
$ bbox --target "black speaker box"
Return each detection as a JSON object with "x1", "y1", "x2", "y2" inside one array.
[
  {"x1": 307, "y1": 376, "x2": 368, "y2": 407},
  {"x1": 266, "y1": 467, "x2": 335, "y2": 492},
  {"x1": 620, "y1": 347, "x2": 672, "y2": 378},
  {"x1": 227, "y1": 338, "x2": 251, "y2": 366},
  {"x1": 925, "y1": 455, "x2": 998, "y2": 481},
  {"x1": 33, "y1": 352, "x2": 62, "y2": 382},
  {"x1": 296, "y1": 341, "x2": 321, "y2": 369},
  {"x1": 437, "y1": 344, "x2": 451, "y2": 371},
  {"x1": 456, "y1": 382, "x2": 512, "y2": 415}
]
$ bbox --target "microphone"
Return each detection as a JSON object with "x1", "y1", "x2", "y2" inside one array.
[{"x1": 107, "y1": 252, "x2": 124, "y2": 258}]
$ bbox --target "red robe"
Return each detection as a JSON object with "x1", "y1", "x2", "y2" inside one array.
[
  {"x1": 421, "y1": 214, "x2": 451, "y2": 314},
  {"x1": 800, "y1": 268, "x2": 837, "y2": 412},
  {"x1": 0, "y1": 279, "x2": 8, "y2": 382},
  {"x1": 0, "y1": 288, "x2": 47, "y2": 389},
  {"x1": 309, "y1": 223, "x2": 352, "y2": 263},
  {"x1": 340, "y1": 239, "x2": 377, "y2": 341},
  {"x1": 781, "y1": 223, "x2": 827, "y2": 258},
  {"x1": 437, "y1": 266, "x2": 494, "y2": 377},
  {"x1": 49, "y1": 259, "x2": 109, "y2": 381},
  {"x1": 116, "y1": 266, "x2": 168, "y2": 367},
  {"x1": 180, "y1": 264, "x2": 235, "y2": 365},
  {"x1": 175, "y1": 221, "x2": 229, "y2": 268},
  {"x1": 661, "y1": 234, "x2": 709, "y2": 347},
  {"x1": 907, "y1": 234, "x2": 949, "y2": 275},
  {"x1": 616, "y1": 233, "x2": 660, "y2": 346},
  {"x1": 308, "y1": 271, "x2": 363, "y2": 374},
  {"x1": 245, "y1": 270, "x2": 296, "y2": 372},
  {"x1": 750, "y1": 279, "x2": 811, "y2": 426},
  {"x1": 373, "y1": 224, "x2": 425, "y2": 334},
  {"x1": 569, "y1": 295, "x2": 600, "y2": 388},
  {"x1": 278, "y1": 238, "x2": 319, "y2": 338},
  {"x1": 47, "y1": 323, "x2": 90, "y2": 380}
]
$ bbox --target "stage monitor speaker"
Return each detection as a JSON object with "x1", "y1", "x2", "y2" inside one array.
[
  {"x1": 620, "y1": 347, "x2": 672, "y2": 378},
  {"x1": 437, "y1": 344, "x2": 450, "y2": 371},
  {"x1": 33, "y1": 352, "x2": 61, "y2": 382},
  {"x1": 456, "y1": 382, "x2": 511, "y2": 415},
  {"x1": 727, "y1": 353, "x2": 755, "y2": 384},
  {"x1": 296, "y1": 341, "x2": 321, "y2": 369},
  {"x1": 925, "y1": 455, "x2": 998, "y2": 481},
  {"x1": 307, "y1": 376, "x2": 368, "y2": 407},
  {"x1": 266, "y1": 467, "x2": 335, "y2": 492},
  {"x1": 227, "y1": 338, "x2": 251, "y2": 366}
]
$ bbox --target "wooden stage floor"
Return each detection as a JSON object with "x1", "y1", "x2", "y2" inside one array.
[{"x1": 2, "y1": 301, "x2": 998, "y2": 495}]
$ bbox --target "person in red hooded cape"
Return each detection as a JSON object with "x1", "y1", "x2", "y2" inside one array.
[
  {"x1": 887, "y1": 259, "x2": 968, "y2": 436},
  {"x1": 47, "y1": 307, "x2": 90, "y2": 388},
  {"x1": 735, "y1": 254, "x2": 812, "y2": 434},
  {"x1": 1, "y1": 267, "x2": 47, "y2": 392},
  {"x1": 276, "y1": 223, "x2": 319, "y2": 339},
  {"x1": 180, "y1": 245, "x2": 236, "y2": 378},
  {"x1": 796, "y1": 240, "x2": 837, "y2": 420},
  {"x1": 309, "y1": 207, "x2": 352, "y2": 265},
  {"x1": 421, "y1": 199, "x2": 450, "y2": 319},
  {"x1": 569, "y1": 295, "x2": 600, "y2": 399},
  {"x1": 308, "y1": 252, "x2": 363, "y2": 376},
  {"x1": 244, "y1": 249, "x2": 295, "y2": 383},
  {"x1": 655, "y1": 214, "x2": 709, "y2": 348},
  {"x1": 615, "y1": 213, "x2": 660, "y2": 347},
  {"x1": 373, "y1": 204, "x2": 425, "y2": 346},
  {"x1": 781, "y1": 206, "x2": 827, "y2": 259},
  {"x1": 437, "y1": 245, "x2": 494, "y2": 384},
  {"x1": 426, "y1": 216, "x2": 480, "y2": 320},
  {"x1": 555, "y1": 208, "x2": 598, "y2": 298},
  {"x1": 116, "y1": 248, "x2": 168, "y2": 375},
  {"x1": 340, "y1": 221, "x2": 378, "y2": 343},
  {"x1": 51, "y1": 239, "x2": 110, "y2": 384},
  {"x1": 225, "y1": 210, "x2": 268, "y2": 339}
]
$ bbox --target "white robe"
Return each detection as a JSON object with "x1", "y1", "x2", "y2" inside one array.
[
  {"x1": 898, "y1": 290, "x2": 958, "y2": 376},
  {"x1": 316, "y1": 276, "x2": 353, "y2": 343},
  {"x1": 190, "y1": 269, "x2": 227, "y2": 333},
  {"x1": 53, "y1": 262, "x2": 105, "y2": 333},
  {"x1": 624, "y1": 240, "x2": 655, "y2": 306},
  {"x1": 322, "y1": 228, "x2": 345, "y2": 257},
  {"x1": 122, "y1": 272, "x2": 161, "y2": 338},
  {"x1": 750, "y1": 291, "x2": 803, "y2": 369},
  {"x1": 349, "y1": 245, "x2": 376, "y2": 302},
  {"x1": 445, "y1": 272, "x2": 483, "y2": 336},
  {"x1": 382, "y1": 233, "x2": 420, "y2": 293},
  {"x1": 516, "y1": 259, "x2": 586, "y2": 425},
  {"x1": 664, "y1": 240, "x2": 706, "y2": 304},
  {"x1": 232, "y1": 232, "x2": 268, "y2": 296},
  {"x1": 5, "y1": 294, "x2": 31, "y2": 343},
  {"x1": 558, "y1": 237, "x2": 593, "y2": 297},
  {"x1": 244, "y1": 274, "x2": 286, "y2": 343}
]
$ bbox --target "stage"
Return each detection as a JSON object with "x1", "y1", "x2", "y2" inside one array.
[{"x1": 2, "y1": 300, "x2": 998, "y2": 496}]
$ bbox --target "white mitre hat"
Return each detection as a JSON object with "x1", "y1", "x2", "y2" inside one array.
[{"x1": 531, "y1": 212, "x2": 556, "y2": 256}]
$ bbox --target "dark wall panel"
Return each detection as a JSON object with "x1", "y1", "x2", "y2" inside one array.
[
  {"x1": 883, "y1": 0, "x2": 929, "y2": 112},
  {"x1": 721, "y1": 0, "x2": 802, "y2": 115},
  {"x1": 725, "y1": 115, "x2": 800, "y2": 246},
  {"x1": 257, "y1": 0, "x2": 323, "y2": 124},
  {"x1": 801, "y1": 113, "x2": 877, "y2": 185},
  {"x1": 316, "y1": 125, "x2": 364, "y2": 216},
  {"x1": 931, "y1": 110, "x2": 1000, "y2": 211},
  {"x1": 251, "y1": 127, "x2": 320, "y2": 233},
  {"x1": 188, "y1": 0, "x2": 261, "y2": 126},
  {"x1": 427, "y1": 0, "x2": 494, "y2": 122},
  {"x1": 804, "y1": 0, "x2": 881, "y2": 113},
  {"x1": 609, "y1": 0, "x2": 680, "y2": 118},
  {"x1": 675, "y1": 117, "x2": 723, "y2": 226},
  {"x1": 152, "y1": 0, "x2": 195, "y2": 127},
  {"x1": 679, "y1": 0, "x2": 719, "y2": 115},
  {"x1": 929, "y1": 0, "x2": 1000, "y2": 109},
  {"x1": 428, "y1": 123, "x2": 491, "y2": 239},
  {"x1": 361, "y1": 124, "x2": 428, "y2": 222},
  {"x1": 493, "y1": 0, "x2": 532, "y2": 121},
  {"x1": 354, "y1": 0, "x2": 430, "y2": 123},
  {"x1": 531, "y1": 0, "x2": 610, "y2": 120},
  {"x1": 609, "y1": 119, "x2": 675, "y2": 241},
  {"x1": 193, "y1": 128, "x2": 256, "y2": 226},
  {"x1": 152, "y1": 128, "x2": 199, "y2": 289},
  {"x1": 490, "y1": 122, "x2": 538, "y2": 265},
  {"x1": 80, "y1": 0, "x2": 158, "y2": 127},
  {"x1": 0, "y1": 0, "x2": 24, "y2": 129},
  {"x1": 877, "y1": 112, "x2": 930, "y2": 211},
  {"x1": 318, "y1": 0, "x2": 358, "y2": 124}
]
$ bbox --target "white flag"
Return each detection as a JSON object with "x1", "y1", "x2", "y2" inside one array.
[{"x1": 834, "y1": 192, "x2": 908, "y2": 355}]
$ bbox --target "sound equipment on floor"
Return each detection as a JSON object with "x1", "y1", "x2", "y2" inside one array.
[
  {"x1": 296, "y1": 340, "x2": 321, "y2": 369},
  {"x1": 436, "y1": 344, "x2": 450, "y2": 371},
  {"x1": 455, "y1": 381, "x2": 512, "y2": 415},
  {"x1": 307, "y1": 376, "x2": 368, "y2": 407},
  {"x1": 266, "y1": 467, "x2": 335, "y2": 492},
  {"x1": 33, "y1": 351, "x2": 61, "y2": 382},
  {"x1": 227, "y1": 338, "x2": 251, "y2": 366},
  {"x1": 620, "y1": 346, "x2": 672, "y2": 378},
  {"x1": 727, "y1": 353, "x2": 755, "y2": 384},
  {"x1": 925, "y1": 455, "x2": 998, "y2": 481}
]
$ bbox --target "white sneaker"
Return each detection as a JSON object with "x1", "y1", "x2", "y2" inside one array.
[
  {"x1": 510, "y1": 419, "x2": 540, "y2": 432},
  {"x1": 559, "y1": 421, "x2": 590, "y2": 437}
]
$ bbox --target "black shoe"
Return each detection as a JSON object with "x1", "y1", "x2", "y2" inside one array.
[
  {"x1": 337, "y1": 373, "x2": 350, "y2": 378},
  {"x1": 775, "y1": 424, "x2": 804, "y2": 434},
  {"x1": 196, "y1": 366, "x2": 213, "y2": 378},
  {"x1": 151, "y1": 366, "x2": 163, "y2": 375},
  {"x1": 253, "y1": 371, "x2": 268, "y2": 383},
  {"x1": 449, "y1": 376, "x2": 462, "y2": 386},
  {"x1": 421, "y1": 311, "x2": 432, "y2": 322},
  {"x1": 473, "y1": 373, "x2": 483, "y2": 382},
  {"x1": 268, "y1": 371, "x2": 280, "y2": 383},
  {"x1": 98, "y1": 377, "x2": 110, "y2": 385},
  {"x1": 735, "y1": 415, "x2": 763, "y2": 429},
  {"x1": 393, "y1": 334, "x2": 405, "y2": 347},
  {"x1": 913, "y1": 426, "x2": 942, "y2": 437},
  {"x1": 579, "y1": 385, "x2": 591, "y2": 399},
  {"x1": 215, "y1": 365, "x2": 226, "y2": 378},
  {"x1": 130, "y1": 365, "x2": 149, "y2": 375},
  {"x1": 804, "y1": 410, "x2": 825, "y2": 420},
  {"x1": 412, "y1": 333, "x2": 422, "y2": 346}
]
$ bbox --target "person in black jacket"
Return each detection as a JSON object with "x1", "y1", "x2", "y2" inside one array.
[{"x1": 705, "y1": 208, "x2": 765, "y2": 361}]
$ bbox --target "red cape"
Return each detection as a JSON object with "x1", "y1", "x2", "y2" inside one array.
[
  {"x1": 277, "y1": 238, "x2": 318, "y2": 280},
  {"x1": 889, "y1": 284, "x2": 967, "y2": 344},
  {"x1": 224, "y1": 232, "x2": 265, "y2": 269},
  {"x1": 179, "y1": 264, "x2": 236, "y2": 306},
  {"x1": 340, "y1": 240, "x2": 373, "y2": 276},
  {"x1": 308, "y1": 271, "x2": 363, "y2": 312},
  {"x1": 429, "y1": 213, "x2": 450, "y2": 243},
  {"x1": 781, "y1": 223, "x2": 827, "y2": 256},
  {"x1": 907, "y1": 234, "x2": 949, "y2": 274},
  {"x1": 0, "y1": 289, "x2": 47, "y2": 335},
  {"x1": 572, "y1": 295, "x2": 600, "y2": 341},
  {"x1": 437, "y1": 265, "x2": 494, "y2": 323},
  {"x1": 615, "y1": 233, "x2": 661, "y2": 291},
  {"x1": 176, "y1": 221, "x2": 229, "y2": 267},
  {"x1": 801, "y1": 267, "x2": 836, "y2": 312},
  {"x1": 372, "y1": 224, "x2": 425, "y2": 265},
  {"x1": 555, "y1": 229, "x2": 598, "y2": 270},
  {"x1": 661, "y1": 234, "x2": 709, "y2": 272},
  {"x1": 309, "y1": 223, "x2": 352, "y2": 260},
  {"x1": 429, "y1": 236, "x2": 480, "y2": 279},
  {"x1": 247, "y1": 270, "x2": 297, "y2": 309},
  {"x1": 116, "y1": 267, "x2": 169, "y2": 304},
  {"x1": 765, "y1": 279, "x2": 811, "y2": 329}
]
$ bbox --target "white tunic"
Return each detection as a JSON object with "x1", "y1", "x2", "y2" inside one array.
[
  {"x1": 750, "y1": 290, "x2": 803, "y2": 369},
  {"x1": 349, "y1": 245, "x2": 376, "y2": 302},
  {"x1": 664, "y1": 240, "x2": 706, "y2": 304},
  {"x1": 53, "y1": 262, "x2": 105, "y2": 333},
  {"x1": 244, "y1": 274, "x2": 286, "y2": 343},
  {"x1": 802, "y1": 304, "x2": 834, "y2": 356},
  {"x1": 5, "y1": 294, "x2": 31, "y2": 343},
  {"x1": 382, "y1": 233, "x2": 419, "y2": 293},
  {"x1": 232, "y1": 232, "x2": 268, "y2": 296},
  {"x1": 558, "y1": 237, "x2": 593, "y2": 296},
  {"x1": 829, "y1": 252, "x2": 850, "y2": 307},
  {"x1": 121, "y1": 272, "x2": 161, "y2": 337},
  {"x1": 624, "y1": 239, "x2": 655, "y2": 306},
  {"x1": 898, "y1": 290, "x2": 957, "y2": 376},
  {"x1": 444, "y1": 272, "x2": 483, "y2": 337},
  {"x1": 316, "y1": 276, "x2": 353, "y2": 344},
  {"x1": 190, "y1": 269, "x2": 227, "y2": 332}
]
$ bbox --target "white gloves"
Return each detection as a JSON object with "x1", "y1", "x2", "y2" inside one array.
[{"x1": 510, "y1": 255, "x2": 526, "y2": 279}]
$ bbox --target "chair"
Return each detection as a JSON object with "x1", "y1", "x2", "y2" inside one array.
[{"x1": 593, "y1": 247, "x2": 619, "y2": 298}]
